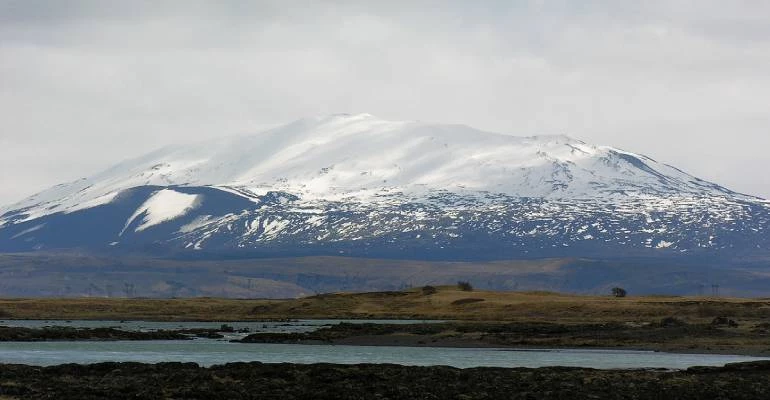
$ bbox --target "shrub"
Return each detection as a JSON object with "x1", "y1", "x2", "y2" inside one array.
[
  {"x1": 611, "y1": 287, "x2": 627, "y2": 298},
  {"x1": 457, "y1": 281, "x2": 473, "y2": 291},
  {"x1": 421, "y1": 285, "x2": 437, "y2": 295}
]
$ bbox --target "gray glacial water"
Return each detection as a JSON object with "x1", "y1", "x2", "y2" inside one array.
[{"x1": 0, "y1": 320, "x2": 766, "y2": 369}]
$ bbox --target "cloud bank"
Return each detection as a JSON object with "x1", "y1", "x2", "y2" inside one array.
[{"x1": 1, "y1": 0, "x2": 769, "y2": 204}]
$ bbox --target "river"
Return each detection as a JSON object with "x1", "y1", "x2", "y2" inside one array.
[{"x1": 0, "y1": 319, "x2": 766, "y2": 369}]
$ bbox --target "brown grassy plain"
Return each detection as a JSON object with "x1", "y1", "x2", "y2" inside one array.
[{"x1": 1, "y1": 286, "x2": 770, "y2": 324}]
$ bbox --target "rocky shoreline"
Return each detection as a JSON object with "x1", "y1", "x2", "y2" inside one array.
[
  {"x1": 235, "y1": 319, "x2": 770, "y2": 356},
  {"x1": 0, "y1": 325, "x2": 244, "y2": 341},
  {"x1": 4, "y1": 317, "x2": 769, "y2": 357},
  {"x1": 1, "y1": 360, "x2": 770, "y2": 399}
]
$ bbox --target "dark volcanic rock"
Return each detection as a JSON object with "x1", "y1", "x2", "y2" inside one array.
[
  {"x1": 234, "y1": 321, "x2": 749, "y2": 352},
  {"x1": 1, "y1": 361, "x2": 770, "y2": 399},
  {"x1": 0, "y1": 326, "x2": 190, "y2": 341}
]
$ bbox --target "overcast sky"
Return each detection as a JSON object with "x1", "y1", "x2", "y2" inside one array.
[{"x1": 1, "y1": 0, "x2": 769, "y2": 205}]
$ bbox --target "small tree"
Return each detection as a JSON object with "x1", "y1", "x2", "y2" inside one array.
[
  {"x1": 457, "y1": 281, "x2": 473, "y2": 291},
  {"x1": 611, "y1": 287, "x2": 627, "y2": 298}
]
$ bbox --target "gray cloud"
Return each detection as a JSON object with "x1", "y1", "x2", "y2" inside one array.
[{"x1": 1, "y1": 0, "x2": 769, "y2": 204}]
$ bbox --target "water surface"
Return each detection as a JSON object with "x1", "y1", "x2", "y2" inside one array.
[
  {"x1": 0, "y1": 340, "x2": 765, "y2": 369},
  {"x1": 0, "y1": 319, "x2": 767, "y2": 369},
  {"x1": 0, "y1": 319, "x2": 438, "y2": 335}
]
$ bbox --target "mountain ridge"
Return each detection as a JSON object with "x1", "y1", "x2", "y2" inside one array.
[
  {"x1": 1, "y1": 114, "x2": 756, "y2": 218},
  {"x1": 1, "y1": 114, "x2": 768, "y2": 263}
]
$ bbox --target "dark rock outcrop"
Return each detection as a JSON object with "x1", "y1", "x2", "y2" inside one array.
[{"x1": 1, "y1": 361, "x2": 770, "y2": 399}]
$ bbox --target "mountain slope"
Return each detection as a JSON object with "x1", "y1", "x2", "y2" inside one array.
[{"x1": 1, "y1": 114, "x2": 768, "y2": 261}]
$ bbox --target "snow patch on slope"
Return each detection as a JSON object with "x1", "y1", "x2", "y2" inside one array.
[
  {"x1": 63, "y1": 191, "x2": 120, "y2": 214},
  {"x1": 121, "y1": 189, "x2": 201, "y2": 234},
  {"x1": 10, "y1": 223, "x2": 45, "y2": 239}
]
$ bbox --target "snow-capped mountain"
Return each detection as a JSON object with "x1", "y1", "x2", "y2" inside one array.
[{"x1": 2, "y1": 113, "x2": 769, "y2": 261}]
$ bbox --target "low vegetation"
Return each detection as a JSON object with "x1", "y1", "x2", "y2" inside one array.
[
  {"x1": 2, "y1": 286, "x2": 770, "y2": 324},
  {"x1": 611, "y1": 287, "x2": 627, "y2": 297},
  {"x1": 457, "y1": 281, "x2": 474, "y2": 291}
]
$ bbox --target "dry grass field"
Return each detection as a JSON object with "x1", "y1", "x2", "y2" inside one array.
[{"x1": 1, "y1": 286, "x2": 770, "y2": 324}]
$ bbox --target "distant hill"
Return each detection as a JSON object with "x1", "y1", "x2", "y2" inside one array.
[
  {"x1": 1, "y1": 114, "x2": 769, "y2": 295},
  {"x1": 1, "y1": 114, "x2": 768, "y2": 264},
  {"x1": 0, "y1": 253, "x2": 769, "y2": 298}
]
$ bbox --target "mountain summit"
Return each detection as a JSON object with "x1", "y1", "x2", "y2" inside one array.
[{"x1": 1, "y1": 114, "x2": 768, "y2": 260}]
